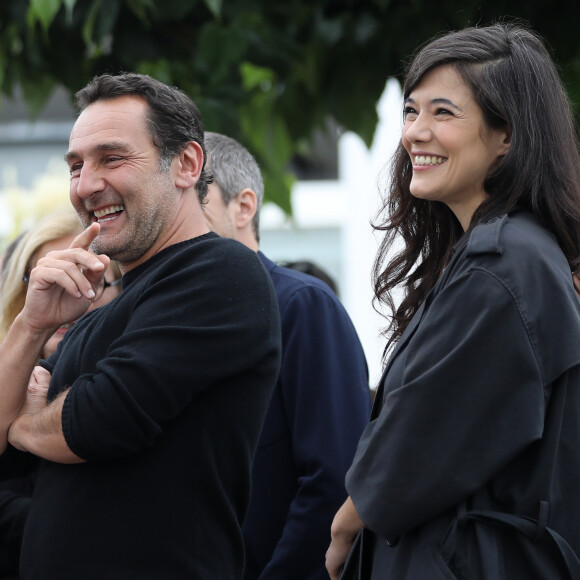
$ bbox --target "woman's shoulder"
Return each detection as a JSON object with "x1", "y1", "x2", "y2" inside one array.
[
  {"x1": 468, "y1": 211, "x2": 559, "y2": 258},
  {"x1": 454, "y1": 210, "x2": 580, "y2": 384},
  {"x1": 444, "y1": 209, "x2": 579, "y2": 333},
  {"x1": 463, "y1": 210, "x2": 571, "y2": 285}
]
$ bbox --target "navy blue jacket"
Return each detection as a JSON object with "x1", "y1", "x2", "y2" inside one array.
[{"x1": 242, "y1": 253, "x2": 372, "y2": 580}]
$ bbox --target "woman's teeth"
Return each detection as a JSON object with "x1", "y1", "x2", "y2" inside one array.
[{"x1": 414, "y1": 155, "x2": 445, "y2": 166}]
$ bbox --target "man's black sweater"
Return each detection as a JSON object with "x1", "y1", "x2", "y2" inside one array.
[{"x1": 2, "y1": 233, "x2": 281, "y2": 579}]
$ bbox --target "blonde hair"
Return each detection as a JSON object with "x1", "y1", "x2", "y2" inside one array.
[{"x1": 0, "y1": 209, "x2": 83, "y2": 342}]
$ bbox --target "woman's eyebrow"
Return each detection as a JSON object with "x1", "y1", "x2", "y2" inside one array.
[{"x1": 404, "y1": 96, "x2": 462, "y2": 111}]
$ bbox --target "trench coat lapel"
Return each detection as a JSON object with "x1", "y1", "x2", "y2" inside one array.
[{"x1": 371, "y1": 299, "x2": 428, "y2": 419}]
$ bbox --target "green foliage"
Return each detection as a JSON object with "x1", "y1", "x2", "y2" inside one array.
[
  {"x1": 28, "y1": 0, "x2": 64, "y2": 31},
  {"x1": 1, "y1": 0, "x2": 579, "y2": 212},
  {"x1": 202, "y1": 0, "x2": 222, "y2": 20}
]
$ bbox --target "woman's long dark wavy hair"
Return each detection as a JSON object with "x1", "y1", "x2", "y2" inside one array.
[{"x1": 374, "y1": 22, "x2": 580, "y2": 357}]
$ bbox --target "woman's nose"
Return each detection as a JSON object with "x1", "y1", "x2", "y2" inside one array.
[{"x1": 404, "y1": 113, "x2": 432, "y2": 143}]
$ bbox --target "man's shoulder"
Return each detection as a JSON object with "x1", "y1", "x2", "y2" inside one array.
[
  {"x1": 122, "y1": 234, "x2": 274, "y2": 306},
  {"x1": 258, "y1": 252, "x2": 337, "y2": 303},
  {"x1": 140, "y1": 233, "x2": 262, "y2": 275},
  {"x1": 172, "y1": 232, "x2": 257, "y2": 262}
]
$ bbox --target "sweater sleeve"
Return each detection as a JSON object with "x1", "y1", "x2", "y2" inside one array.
[
  {"x1": 0, "y1": 445, "x2": 39, "y2": 481},
  {"x1": 0, "y1": 474, "x2": 34, "y2": 575},
  {"x1": 259, "y1": 285, "x2": 371, "y2": 580},
  {"x1": 347, "y1": 269, "x2": 544, "y2": 539},
  {"x1": 61, "y1": 246, "x2": 280, "y2": 461}
]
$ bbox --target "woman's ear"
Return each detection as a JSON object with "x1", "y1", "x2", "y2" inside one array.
[
  {"x1": 498, "y1": 125, "x2": 512, "y2": 157},
  {"x1": 174, "y1": 141, "x2": 204, "y2": 189}
]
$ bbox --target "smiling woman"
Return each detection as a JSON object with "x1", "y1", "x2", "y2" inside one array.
[
  {"x1": 401, "y1": 65, "x2": 510, "y2": 229},
  {"x1": 326, "y1": 22, "x2": 580, "y2": 580}
]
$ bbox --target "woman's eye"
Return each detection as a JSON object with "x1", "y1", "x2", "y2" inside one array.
[
  {"x1": 436, "y1": 108, "x2": 453, "y2": 116},
  {"x1": 403, "y1": 106, "x2": 418, "y2": 119}
]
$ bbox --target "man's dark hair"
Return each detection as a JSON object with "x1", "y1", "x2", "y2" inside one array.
[{"x1": 75, "y1": 73, "x2": 210, "y2": 202}]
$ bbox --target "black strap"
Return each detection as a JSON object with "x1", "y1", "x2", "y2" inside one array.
[
  {"x1": 339, "y1": 528, "x2": 374, "y2": 580},
  {"x1": 440, "y1": 502, "x2": 580, "y2": 578}
]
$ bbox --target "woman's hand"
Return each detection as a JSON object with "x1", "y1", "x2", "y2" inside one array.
[
  {"x1": 20, "y1": 223, "x2": 109, "y2": 332},
  {"x1": 21, "y1": 366, "x2": 52, "y2": 416},
  {"x1": 326, "y1": 496, "x2": 365, "y2": 580},
  {"x1": 8, "y1": 366, "x2": 52, "y2": 451}
]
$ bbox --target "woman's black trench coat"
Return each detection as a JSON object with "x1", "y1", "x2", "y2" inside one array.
[{"x1": 347, "y1": 210, "x2": 580, "y2": 579}]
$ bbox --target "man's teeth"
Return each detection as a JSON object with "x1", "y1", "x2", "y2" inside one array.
[
  {"x1": 414, "y1": 155, "x2": 446, "y2": 166},
  {"x1": 94, "y1": 205, "x2": 125, "y2": 219}
]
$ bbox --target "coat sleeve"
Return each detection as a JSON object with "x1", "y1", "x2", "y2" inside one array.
[
  {"x1": 260, "y1": 286, "x2": 371, "y2": 580},
  {"x1": 347, "y1": 269, "x2": 545, "y2": 539}
]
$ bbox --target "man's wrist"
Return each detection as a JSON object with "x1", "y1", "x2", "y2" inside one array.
[
  {"x1": 7, "y1": 413, "x2": 32, "y2": 453},
  {"x1": 13, "y1": 311, "x2": 58, "y2": 344}
]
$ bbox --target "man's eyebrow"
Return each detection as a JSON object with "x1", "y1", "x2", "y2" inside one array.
[{"x1": 64, "y1": 142, "x2": 131, "y2": 164}]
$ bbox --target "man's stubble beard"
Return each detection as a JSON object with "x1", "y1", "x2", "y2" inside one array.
[{"x1": 90, "y1": 188, "x2": 176, "y2": 264}]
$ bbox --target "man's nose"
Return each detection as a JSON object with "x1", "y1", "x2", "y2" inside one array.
[{"x1": 74, "y1": 165, "x2": 106, "y2": 199}]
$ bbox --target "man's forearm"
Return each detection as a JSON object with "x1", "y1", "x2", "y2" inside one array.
[
  {"x1": 0, "y1": 313, "x2": 54, "y2": 454},
  {"x1": 0, "y1": 223, "x2": 107, "y2": 459},
  {"x1": 8, "y1": 389, "x2": 83, "y2": 464}
]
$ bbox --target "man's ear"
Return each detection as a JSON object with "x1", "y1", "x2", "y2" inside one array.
[
  {"x1": 174, "y1": 141, "x2": 204, "y2": 189},
  {"x1": 233, "y1": 188, "x2": 258, "y2": 229}
]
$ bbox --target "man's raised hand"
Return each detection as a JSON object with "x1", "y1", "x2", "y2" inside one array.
[{"x1": 20, "y1": 222, "x2": 110, "y2": 332}]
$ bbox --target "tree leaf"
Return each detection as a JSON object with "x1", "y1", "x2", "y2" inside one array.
[
  {"x1": 203, "y1": 0, "x2": 222, "y2": 19},
  {"x1": 28, "y1": 0, "x2": 62, "y2": 31},
  {"x1": 19, "y1": 69, "x2": 56, "y2": 118},
  {"x1": 63, "y1": 0, "x2": 77, "y2": 23},
  {"x1": 126, "y1": 0, "x2": 156, "y2": 26},
  {"x1": 82, "y1": 0, "x2": 103, "y2": 46},
  {"x1": 240, "y1": 61, "x2": 274, "y2": 91},
  {"x1": 137, "y1": 58, "x2": 173, "y2": 84}
]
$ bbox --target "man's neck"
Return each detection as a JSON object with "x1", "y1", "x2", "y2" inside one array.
[{"x1": 236, "y1": 230, "x2": 259, "y2": 253}]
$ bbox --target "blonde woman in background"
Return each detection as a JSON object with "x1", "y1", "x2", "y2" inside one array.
[
  {"x1": 0, "y1": 209, "x2": 121, "y2": 579},
  {"x1": 0, "y1": 209, "x2": 121, "y2": 358}
]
